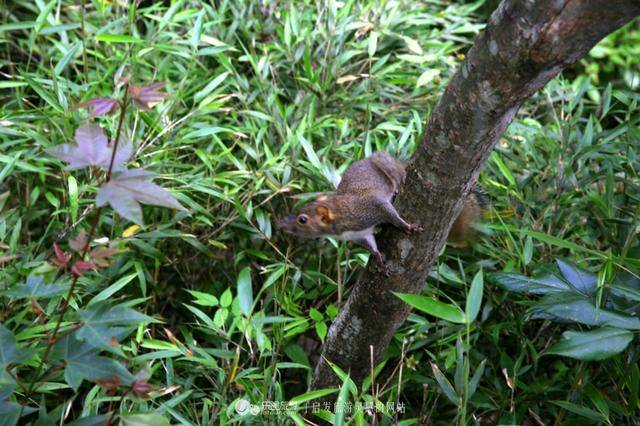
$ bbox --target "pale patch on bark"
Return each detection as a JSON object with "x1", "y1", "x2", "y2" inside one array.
[
  {"x1": 398, "y1": 238, "x2": 414, "y2": 261},
  {"x1": 489, "y1": 39, "x2": 498, "y2": 55}
]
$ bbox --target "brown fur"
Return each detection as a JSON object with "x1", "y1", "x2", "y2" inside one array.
[
  {"x1": 449, "y1": 195, "x2": 482, "y2": 243},
  {"x1": 336, "y1": 152, "x2": 404, "y2": 199},
  {"x1": 278, "y1": 152, "x2": 483, "y2": 262}
]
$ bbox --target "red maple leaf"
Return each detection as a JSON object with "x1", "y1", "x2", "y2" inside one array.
[
  {"x1": 51, "y1": 243, "x2": 71, "y2": 268},
  {"x1": 73, "y1": 97, "x2": 119, "y2": 118},
  {"x1": 71, "y1": 260, "x2": 97, "y2": 277},
  {"x1": 129, "y1": 82, "x2": 167, "y2": 110}
]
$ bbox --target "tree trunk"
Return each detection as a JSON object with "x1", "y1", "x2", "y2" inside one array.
[{"x1": 312, "y1": 0, "x2": 640, "y2": 390}]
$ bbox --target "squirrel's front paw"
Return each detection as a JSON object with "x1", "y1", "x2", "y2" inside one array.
[{"x1": 405, "y1": 223, "x2": 424, "y2": 234}]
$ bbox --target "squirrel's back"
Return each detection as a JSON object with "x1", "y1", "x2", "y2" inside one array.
[{"x1": 337, "y1": 152, "x2": 405, "y2": 197}]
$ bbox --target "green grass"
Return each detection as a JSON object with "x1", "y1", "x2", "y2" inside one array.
[{"x1": 1, "y1": 1, "x2": 639, "y2": 424}]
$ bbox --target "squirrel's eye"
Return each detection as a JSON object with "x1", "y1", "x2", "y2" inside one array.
[{"x1": 297, "y1": 215, "x2": 308, "y2": 224}]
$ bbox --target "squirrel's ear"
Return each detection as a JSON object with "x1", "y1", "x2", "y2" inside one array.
[
  {"x1": 316, "y1": 205, "x2": 335, "y2": 223},
  {"x1": 316, "y1": 194, "x2": 329, "y2": 202}
]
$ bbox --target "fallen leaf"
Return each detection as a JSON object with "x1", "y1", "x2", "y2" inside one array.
[
  {"x1": 96, "y1": 375, "x2": 121, "y2": 394},
  {"x1": 336, "y1": 75, "x2": 360, "y2": 84},
  {"x1": 356, "y1": 22, "x2": 374, "y2": 39},
  {"x1": 131, "y1": 379, "x2": 154, "y2": 398},
  {"x1": 122, "y1": 225, "x2": 140, "y2": 238}
]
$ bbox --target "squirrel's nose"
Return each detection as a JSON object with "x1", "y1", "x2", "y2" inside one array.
[{"x1": 276, "y1": 215, "x2": 294, "y2": 231}]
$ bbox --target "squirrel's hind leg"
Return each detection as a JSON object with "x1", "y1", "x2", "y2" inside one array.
[
  {"x1": 352, "y1": 234, "x2": 389, "y2": 275},
  {"x1": 378, "y1": 200, "x2": 423, "y2": 234}
]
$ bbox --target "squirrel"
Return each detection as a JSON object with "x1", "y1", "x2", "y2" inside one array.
[{"x1": 278, "y1": 152, "x2": 485, "y2": 271}]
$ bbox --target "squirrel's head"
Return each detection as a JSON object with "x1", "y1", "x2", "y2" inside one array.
[{"x1": 277, "y1": 196, "x2": 336, "y2": 238}]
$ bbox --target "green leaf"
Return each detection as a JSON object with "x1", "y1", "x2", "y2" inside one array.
[
  {"x1": 184, "y1": 304, "x2": 214, "y2": 328},
  {"x1": 551, "y1": 400, "x2": 607, "y2": 422},
  {"x1": 120, "y1": 413, "x2": 171, "y2": 426},
  {"x1": 556, "y1": 258, "x2": 597, "y2": 295},
  {"x1": 465, "y1": 270, "x2": 483, "y2": 324},
  {"x1": 288, "y1": 388, "x2": 337, "y2": 406},
  {"x1": 523, "y1": 235, "x2": 533, "y2": 265},
  {"x1": 53, "y1": 328, "x2": 136, "y2": 387},
  {"x1": 213, "y1": 308, "x2": 228, "y2": 328},
  {"x1": 584, "y1": 384, "x2": 610, "y2": 419},
  {"x1": 191, "y1": 10, "x2": 204, "y2": 49},
  {"x1": 523, "y1": 230, "x2": 602, "y2": 257},
  {"x1": 66, "y1": 415, "x2": 110, "y2": 426},
  {"x1": 431, "y1": 363, "x2": 459, "y2": 405},
  {"x1": 220, "y1": 288, "x2": 232, "y2": 308},
  {"x1": 315, "y1": 321, "x2": 327, "y2": 342},
  {"x1": 400, "y1": 34, "x2": 422, "y2": 54},
  {"x1": 194, "y1": 72, "x2": 229, "y2": 102},
  {"x1": 546, "y1": 327, "x2": 634, "y2": 361},
  {"x1": 65, "y1": 354, "x2": 134, "y2": 390},
  {"x1": 55, "y1": 42, "x2": 80, "y2": 76},
  {"x1": 309, "y1": 308, "x2": 323, "y2": 322},
  {"x1": 393, "y1": 292, "x2": 465, "y2": 324},
  {"x1": 51, "y1": 333, "x2": 97, "y2": 361},
  {"x1": 610, "y1": 274, "x2": 640, "y2": 302},
  {"x1": 95, "y1": 34, "x2": 144, "y2": 43},
  {"x1": 275, "y1": 362, "x2": 311, "y2": 370},
  {"x1": 283, "y1": 344, "x2": 310, "y2": 368},
  {"x1": 325, "y1": 360, "x2": 358, "y2": 398},
  {"x1": 0, "y1": 325, "x2": 34, "y2": 367},
  {"x1": 532, "y1": 293, "x2": 640, "y2": 330},
  {"x1": 468, "y1": 359, "x2": 486, "y2": 398},
  {"x1": 76, "y1": 305, "x2": 154, "y2": 355},
  {"x1": 298, "y1": 134, "x2": 323, "y2": 172},
  {"x1": 75, "y1": 324, "x2": 129, "y2": 356},
  {"x1": 237, "y1": 267, "x2": 253, "y2": 316},
  {"x1": 4, "y1": 275, "x2": 68, "y2": 299},
  {"x1": 492, "y1": 271, "x2": 575, "y2": 295},
  {"x1": 78, "y1": 304, "x2": 153, "y2": 328},
  {"x1": 490, "y1": 151, "x2": 516, "y2": 186},
  {"x1": 334, "y1": 374, "x2": 351, "y2": 426},
  {"x1": 0, "y1": 401, "x2": 37, "y2": 426},
  {"x1": 34, "y1": 0, "x2": 55, "y2": 33},
  {"x1": 0, "y1": 21, "x2": 35, "y2": 32},
  {"x1": 88, "y1": 273, "x2": 137, "y2": 305},
  {"x1": 629, "y1": 364, "x2": 639, "y2": 414},
  {"x1": 187, "y1": 290, "x2": 219, "y2": 307},
  {"x1": 23, "y1": 75, "x2": 62, "y2": 112}
]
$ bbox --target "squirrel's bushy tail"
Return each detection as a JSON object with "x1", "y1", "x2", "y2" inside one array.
[{"x1": 448, "y1": 188, "x2": 488, "y2": 245}]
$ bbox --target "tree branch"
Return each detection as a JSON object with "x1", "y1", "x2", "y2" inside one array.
[{"x1": 312, "y1": 0, "x2": 640, "y2": 390}]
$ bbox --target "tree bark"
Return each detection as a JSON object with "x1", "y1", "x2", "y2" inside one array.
[{"x1": 312, "y1": 0, "x2": 640, "y2": 390}]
